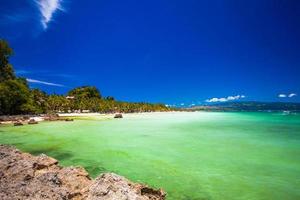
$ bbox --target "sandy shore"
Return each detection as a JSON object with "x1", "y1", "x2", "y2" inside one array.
[
  {"x1": 58, "y1": 111, "x2": 182, "y2": 119},
  {"x1": 58, "y1": 112, "x2": 115, "y2": 118},
  {"x1": 0, "y1": 111, "x2": 186, "y2": 125}
]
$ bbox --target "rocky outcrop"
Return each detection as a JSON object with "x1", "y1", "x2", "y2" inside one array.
[
  {"x1": 0, "y1": 115, "x2": 41, "y2": 125},
  {"x1": 43, "y1": 113, "x2": 60, "y2": 121},
  {"x1": 114, "y1": 113, "x2": 123, "y2": 118},
  {"x1": 0, "y1": 115, "x2": 31, "y2": 122},
  {"x1": 0, "y1": 145, "x2": 166, "y2": 200},
  {"x1": 28, "y1": 119, "x2": 38, "y2": 124}
]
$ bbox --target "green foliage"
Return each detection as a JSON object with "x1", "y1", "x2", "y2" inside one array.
[
  {"x1": 97, "y1": 99, "x2": 169, "y2": 113},
  {"x1": 31, "y1": 89, "x2": 48, "y2": 113},
  {"x1": 0, "y1": 39, "x2": 15, "y2": 82},
  {"x1": 0, "y1": 79, "x2": 31, "y2": 115},
  {"x1": 68, "y1": 86, "x2": 101, "y2": 99},
  {"x1": 47, "y1": 95, "x2": 68, "y2": 113},
  {"x1": 0, "y1": 40, "x2": 33, "y2": 115},
  {"x1": 106, "y1": 96, "x2": 114, "y2": 101}
]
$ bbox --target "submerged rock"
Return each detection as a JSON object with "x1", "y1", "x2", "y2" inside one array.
[
  {"x1": 0, "y1": 145, "x2": 166, "y2": 200},
  {"x1": 13, "y1": 121, "x2": 23, "y2": 126}
]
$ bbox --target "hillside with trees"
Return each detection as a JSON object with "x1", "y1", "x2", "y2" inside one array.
[
  {"x1": 0, "y1": 39, "x2": 169, "y2": 115},
  {"x1": 185, "y1": 101, "x2": 300, "y2": 112}
]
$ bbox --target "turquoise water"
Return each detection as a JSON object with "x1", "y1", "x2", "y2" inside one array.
[{"x1": 0, "y1": 112, "x2": 300, "y2": 200}]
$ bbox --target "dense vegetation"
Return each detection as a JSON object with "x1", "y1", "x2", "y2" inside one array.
[{"x1": 0, "y1": 40, "x2": 169, "y2": 115}]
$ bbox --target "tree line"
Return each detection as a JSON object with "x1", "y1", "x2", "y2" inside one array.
[{"x1": 0, "y1": 39, "x2": 170, "y2": 115}]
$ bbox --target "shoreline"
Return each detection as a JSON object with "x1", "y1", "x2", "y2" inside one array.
[
  {"x1": 1, "y1": 110, "x2": 296, "y2": 126},
  {"x1": 0, "y1": 111, "x2": 182, "y2": 125}
]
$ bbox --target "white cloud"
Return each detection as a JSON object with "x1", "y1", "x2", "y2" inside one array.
[
  {"x1": 288, "y1": 93, "x2": 297, "y2": 98},
  {"x1": 26, "y1": 78, "x2": 64, "y2": 87},
  {"x1": 278, "y1": 94, "x2": 287, "y2": 98},
  {"x1": 206, "y1": 95, "x2": 245, "y2": 103},
  {"x1": 227, "y1": 96, "x2": 236, "y2": 100},
  {"x1": 36, "y1": 0, "x2": 63, "y2": 29},
  {"x1": 278, "y1": 93, "x2": 297, "y2": 98}
]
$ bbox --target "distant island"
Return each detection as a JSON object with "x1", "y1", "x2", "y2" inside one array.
[
  {"x1": 185, "y1": 101, "x2": 300, "y2": 112},
  {"x1": 0, "y1": 39, "x2": 170, "y2": 116}
]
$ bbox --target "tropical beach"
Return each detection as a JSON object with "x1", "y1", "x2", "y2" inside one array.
[{"x1": 1, "y1": 0, "x2": 300, "y2": 200}]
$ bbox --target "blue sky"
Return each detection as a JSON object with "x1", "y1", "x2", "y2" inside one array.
[{"x1": 0, "y1": 0, "x2": 299, "y2": 105}]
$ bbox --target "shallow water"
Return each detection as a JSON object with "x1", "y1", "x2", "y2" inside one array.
[{"x1": 0, "y1": 112, "x2": 300, "y2": 200}]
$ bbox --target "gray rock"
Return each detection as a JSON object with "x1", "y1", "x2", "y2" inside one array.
[
  {"x1": 0, "y1": 145, "x2": 166, "y2": 200},
  {"x1": 28, "y1": 119, "x2": 38, "y2": 124},
  {"x1": 114, "y1": 113, "x2": 123, "y2": 118}
]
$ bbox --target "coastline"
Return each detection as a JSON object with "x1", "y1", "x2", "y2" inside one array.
[
  {"x1": 0, "y1": 111, "x2": 182, "y2": 125},
  {"x1": 1, "y1": 110, "x2": 297, "y2": 126}
]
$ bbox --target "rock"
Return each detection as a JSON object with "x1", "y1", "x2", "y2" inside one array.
[
  {"x1": 34, "y1": 154, "x2": 58, "y2": 169},
  {"x1": 0, "y1": 145, "x2": 166, "y2": 200},
  {"x1": 87, "y1": 173, "x2": 166, "y2": 200},
  {"x1": 28, "y1": 119, "x2": 38, "y2": 125},
  {"x1": 22, "y1": 116, "x2": 30, "y2": 120},
  {"x1": 65, "y1": 118, "x2": 74, "y2": 122},
  {"x1": 114, "y1": 113, "x2": 123, "y2": 118},
  {"x1": 44, "y1": 113, "x2": 60, "y2": 121},
  {"x1": 13, "y1": 121, "x2": 23, "y2": 126}
]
